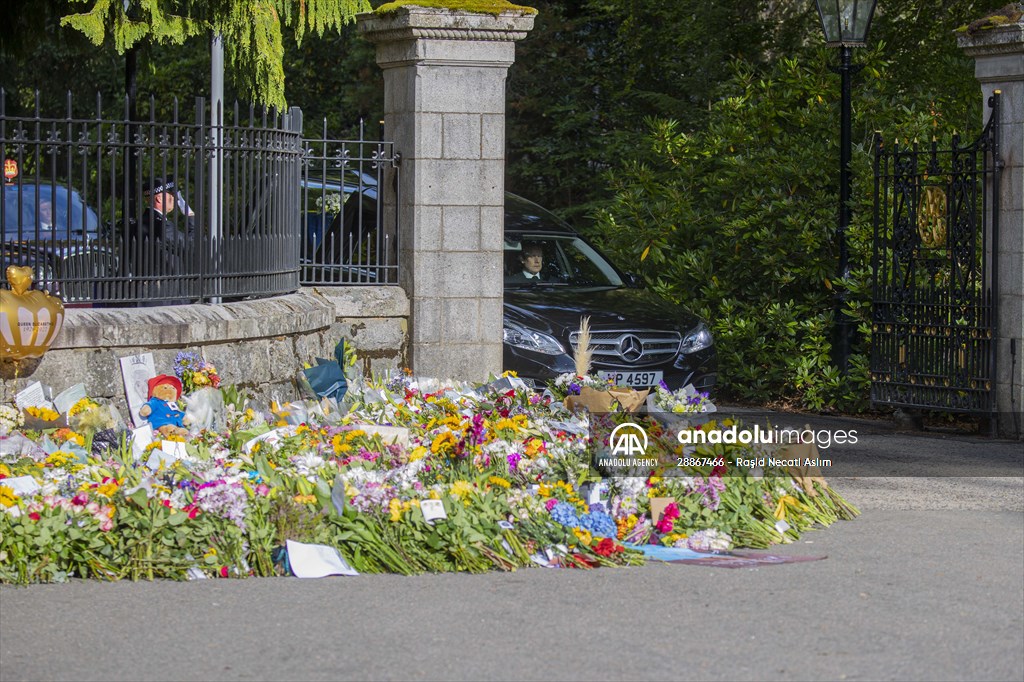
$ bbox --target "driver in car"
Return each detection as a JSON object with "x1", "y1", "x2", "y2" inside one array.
[{"x1": 508, "y1": 242, "x2": 546, "y2": 282}]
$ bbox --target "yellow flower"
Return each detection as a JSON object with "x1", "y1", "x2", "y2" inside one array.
[
  {"x1": 493, "y1": 418, "x2": 520, "y2": 432},
  {"x1": 346, "y1": 429, "x2": 366, "y2": 442},
  {"x1": 523, "y1": 438, "x2": 544, "y2": 457},
  {"x1": 44, "y1": 451, "x2": 75, "y2": 468},
  {"x1": 408, "y1": 446, "x2": 429, "y2": 462},
  {"x1": 68, "y1": 397, "x2": 99, "y2": 417},
  {"x1": 388, "y1": 498, "x2": 403, "y2": 522},
  {"x1": 501, "y1": 370, "x2": 518, "y2": 378},
  {"x1": 573, "y1": 528, "x2": 593, "y2": 546},
  {"x1": 449, "y1": 480, "x2": 474, "y2": 501},
  {"x1": 0, "y1": 463, "x2": 11, "y2": 478},
  {"x1": 431, "y1": 431, "x2": 457, "y2": 454},
  {"x1": 97, "y1": 481, "x2": 119, "y2": 498},
  {"x1": 331, "y1": 434, "x2": 352, "y2": 455},
  {"x1": 663, "y1": 532, "x2": 688, "y2": 546},
  {"x1": 488, "y1": 475, "x2": 511, "y2": 489},
  {"x1": 293, "y1": 494, "x2": 317, "y2": 505},
  {"x1": 0, "y1": 485, "x2": 18, "y2": 508},
  {"x1": 25, "y1": 406, "x2": 59, "y2": 421},
  {"x1": 616, "y1": 513, "x2": 638, "y2": 540}
]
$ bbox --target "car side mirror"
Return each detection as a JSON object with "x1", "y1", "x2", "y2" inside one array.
[{"x1": 624, "y1": 273, "x2": 645, "y2": 289}]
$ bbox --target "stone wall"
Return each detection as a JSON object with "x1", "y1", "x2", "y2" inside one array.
[{"x1": 1, "y1": 287, "x2": 408, "y2": 413}]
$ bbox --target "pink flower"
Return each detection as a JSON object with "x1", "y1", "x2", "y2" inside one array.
[
  {"x1": 545, "y1": 498, "x2": 558, "y2": 512},
  {"x1": 98, "y1": 517, "x2": 114, "y2": 532},
  {"x1": 255, "y1": 484, "x2": 270, "y2": 497},
  {"x1": 85, "y1": 502, "x2": 100, "y2": 515},
  {"x1": 71, "y1": 492, "x2": 89, "y2": 506}
]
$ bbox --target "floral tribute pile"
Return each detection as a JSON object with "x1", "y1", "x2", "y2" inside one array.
[{"x1": 0, "y1": 356, "x2": 857, "y2": 583}]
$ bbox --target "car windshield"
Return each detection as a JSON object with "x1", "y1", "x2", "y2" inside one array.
[
  {"x1": 504, "y1": 233, "x2": 624, "y2": 288},
  {"x1": 2, "y1": 184, "x2": 100, "y2": 240}
]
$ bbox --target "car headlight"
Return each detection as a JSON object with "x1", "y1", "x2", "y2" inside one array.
[
  {"x1": 503, "y1": 321, "x2": 565, "y2": 356},
  {"x1": 679, "y1": 322, "x2": 713, "y2": 354}
]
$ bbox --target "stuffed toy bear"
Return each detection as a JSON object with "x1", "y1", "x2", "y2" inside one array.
[{"x1": 139, "y1": 374, "x2": 190, "y2": 438}]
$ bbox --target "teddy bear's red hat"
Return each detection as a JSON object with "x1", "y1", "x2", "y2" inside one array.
[{"x1": 147, "y1": 374, "x2": 183, "y2": 400}]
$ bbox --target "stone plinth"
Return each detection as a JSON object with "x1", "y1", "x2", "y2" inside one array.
[
  {"x1": 358, "y1": 6, "x2": 535, "y2": 382},
  {"x1": 959, "y1": 21, "x2": 1024, "y2": 439}
]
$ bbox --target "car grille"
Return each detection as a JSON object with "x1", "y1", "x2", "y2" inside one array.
[{"x1": 569, "y1": 329, "x2": 681, "y2": 366}]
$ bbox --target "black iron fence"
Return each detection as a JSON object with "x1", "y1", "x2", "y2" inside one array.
[
  {"x1": 299, "y1": 119, "x2": 400, "y2": 286},
  {"x1": 870, "y1": 92, "x2": 1001, "y2": 414},
  {"x1": 1, "y1": 91, "x2": 400, "y2": 306}
]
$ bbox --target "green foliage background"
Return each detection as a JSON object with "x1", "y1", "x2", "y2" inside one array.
[{"x1": 0, "y1": 0, "x2": 1008, "y2": 409}]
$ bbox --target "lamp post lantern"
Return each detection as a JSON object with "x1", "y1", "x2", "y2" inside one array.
[{"x1": 815, "y1": 0, "x2": 876, "y2": 374}]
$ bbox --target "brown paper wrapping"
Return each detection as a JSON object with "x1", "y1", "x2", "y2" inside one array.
[
  {"x1": 778, "y1": 441, "x2": 829, "y2": 496},
  {"x1": 564, "y1": 386, "x2": 650, "y2": 414}
]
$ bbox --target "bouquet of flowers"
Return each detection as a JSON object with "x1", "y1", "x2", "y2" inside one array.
[
  {"x1": 647, "y1": 381, "x2": 716, "y2": 415},
  {"x1": 0, "y1": 405, "x2": 23, "y2": 435},
  {"x1": 174, "y1": 351, "x2": 222, "y2": 394}
]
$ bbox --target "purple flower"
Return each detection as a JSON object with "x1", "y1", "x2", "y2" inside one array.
[{"x1": 507, "y1": 452, "x2": 522, "y2": 470}]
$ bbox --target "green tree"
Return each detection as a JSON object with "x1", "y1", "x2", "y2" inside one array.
[
  {"x1": 588, "y1": 42, "x2": 981, "y2": 410},
  {"x1": 58, "y1": 0, "x2": 370, "y2": 108},
  {"x1": 506, "y1": 0, "x2": 786, "y2": 222}
]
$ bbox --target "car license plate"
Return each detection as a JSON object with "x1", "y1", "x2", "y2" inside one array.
[{"x1": 599, "y1": 370, "x2": 662, "y2": 388}]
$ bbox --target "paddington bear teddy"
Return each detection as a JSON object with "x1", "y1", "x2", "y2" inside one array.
[{"x1": 139, "y1": 374, "x2": 190, "y2": 438}]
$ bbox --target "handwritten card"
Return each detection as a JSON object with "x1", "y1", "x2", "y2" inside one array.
[
  {"x1": 15, "y1": 381, "x2": 53, "y2": 411},
  {"x1": 120, "y1": 352, "x2": 155, "y2": 427}
]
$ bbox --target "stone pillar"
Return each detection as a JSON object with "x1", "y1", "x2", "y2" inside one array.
[
  {"x1": 357, "y1": 7, "x2": 535, "y2": 381},
  {"x1": 959, "y1": 20, "x2": 1024, "y2": 439}
]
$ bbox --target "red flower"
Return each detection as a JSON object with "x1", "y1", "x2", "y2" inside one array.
[
  {"x1": 711, "y1": 463, "x2": 728, "y2": 478},
  {"x1": 219, "y1": 566, "x2": 229, "y2": 578},
  {"x1": 593, "y1": 538, "x2": 624, "y2": 557},
  {"x1": 28, "y1": 512, "x2": 41, "y2": 521}
]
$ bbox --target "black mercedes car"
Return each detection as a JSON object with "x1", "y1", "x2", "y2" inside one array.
[
  {"x1": 303, "y1": 172, "x2": 716, "y2": 391},
  {"x1": 501, "y1": 194, "x2": 716, "y2": 391}
]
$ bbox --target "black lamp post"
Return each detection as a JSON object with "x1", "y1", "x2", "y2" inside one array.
[{"x1": 815, "y1": 0, "x2": 876, "y2": 374}]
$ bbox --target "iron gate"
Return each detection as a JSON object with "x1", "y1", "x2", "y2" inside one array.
[{"x1": 870, "y1": 92, "x2": 1001, "y2": 413}]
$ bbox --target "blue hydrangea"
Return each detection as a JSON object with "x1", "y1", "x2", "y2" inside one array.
[
  {"x1": 579, "y1": 511, "x2": 616, "y2": 538},
  {"x1": 550, "y1": 502, "x2": 580, "y2": 529}
]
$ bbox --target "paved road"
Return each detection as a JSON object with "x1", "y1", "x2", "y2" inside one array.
[{"x1": 1, "y1": 425, "x2": 1022, "y2": 682}]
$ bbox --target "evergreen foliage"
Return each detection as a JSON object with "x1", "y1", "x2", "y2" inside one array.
[
  {"x1": 587, "y1": 43, "x2": 989, "y2": 410},
  {"x1": 57, "y1": 0, "x2": 371, "y2": 108}
]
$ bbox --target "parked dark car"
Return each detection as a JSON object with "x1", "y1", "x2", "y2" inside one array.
[
  {"x1": 1, "y1": 180, "x2": 118, "y2": 303},
  {"x1": 502, "y1": 194, "x2": 716, "y2": 390},
  {"x1": 305, "y1": 173, "x2": 717, "y2": 391}
]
